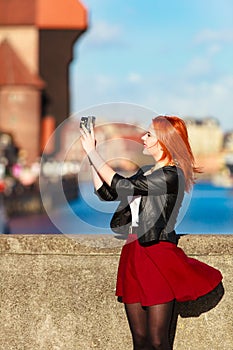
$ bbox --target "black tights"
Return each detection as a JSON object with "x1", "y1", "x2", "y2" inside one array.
[{"x1": 124, "y1": 301, "x2": 175, "y2": 350}]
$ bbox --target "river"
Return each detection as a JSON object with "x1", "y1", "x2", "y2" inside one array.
[{"x1": 8, "y1": 181, "x2": 233, "y2": 235}]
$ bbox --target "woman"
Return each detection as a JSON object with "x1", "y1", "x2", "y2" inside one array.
[{"x1": 80, "y1": 115, "x2": 222, "y2": 350}]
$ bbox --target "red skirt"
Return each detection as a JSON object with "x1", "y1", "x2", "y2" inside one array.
[{"x1": 116, "y1": 234, "x2": 223, "y2": 306}]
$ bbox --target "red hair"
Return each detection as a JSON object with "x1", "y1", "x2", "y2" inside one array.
[{"x1": 152, "y1": 115, "x2": 201, "y2": 192}]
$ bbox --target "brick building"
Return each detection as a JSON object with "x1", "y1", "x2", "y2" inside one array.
[{"x1": 0, "y1": 0, "x2": 88, "y2": 164}]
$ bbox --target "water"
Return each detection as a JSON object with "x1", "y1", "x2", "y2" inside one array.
[
  {"x1": 177, "y1": 182, "x2": 233, "y2": 234},
  {"x1": 9, "y1": 181, "x2": 233, "y2": 234}
]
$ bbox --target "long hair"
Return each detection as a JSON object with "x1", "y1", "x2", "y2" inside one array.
[{"x1": 152, "y1": 115, "x2": 201, "y2": 192}]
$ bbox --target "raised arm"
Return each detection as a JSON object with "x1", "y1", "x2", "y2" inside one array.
[
  {"x1": 80, "y1": 124, "x2": 116, "y2": 187},
  {"x1": 90, "y1": 163, "x2": 104, "y2": 191}
]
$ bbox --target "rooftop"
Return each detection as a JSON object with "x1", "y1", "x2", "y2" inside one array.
[{"x1": 0, "y1": 0, "x2": 88, "y2": 29}]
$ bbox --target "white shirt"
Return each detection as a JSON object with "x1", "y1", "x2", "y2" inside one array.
[{"x1": 128, "y1": 195, "x2": 141, "y2": 227}]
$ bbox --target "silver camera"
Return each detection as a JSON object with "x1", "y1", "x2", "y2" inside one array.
[{"x1": 80, "y1": 116, "x2": 96, "y2": 133}]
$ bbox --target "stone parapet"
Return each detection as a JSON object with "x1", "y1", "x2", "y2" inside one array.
[{"x1": 0, "y1": 234, "x2": 232, "y2": 350}]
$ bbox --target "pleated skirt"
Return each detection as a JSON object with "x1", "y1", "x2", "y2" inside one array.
[{"x1": 116, "y1": 234, "x2": 223, "y2": 306}]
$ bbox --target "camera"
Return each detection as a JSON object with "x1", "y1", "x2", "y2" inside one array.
[{"x1": 80, "y1": 116, "x2": 96, "y2": 133}]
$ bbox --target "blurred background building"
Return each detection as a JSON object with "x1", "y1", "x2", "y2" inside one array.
[
  {"x1": 0, "y1": 0, "x2": 88, "y2": 164},
  {"x1": 0, "y1": 0, "x2": 88, "y2": 221},
  {"x1": 185, "y1": 117, "x2": 223, "y2": 155},
  {"x1": 185, "y1": 117, "x2": 226, "y2": 178}
]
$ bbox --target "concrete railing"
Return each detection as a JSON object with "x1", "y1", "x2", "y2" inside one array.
[{"x1": 0, "y1": 234, "x2": 232, "y2": 350}]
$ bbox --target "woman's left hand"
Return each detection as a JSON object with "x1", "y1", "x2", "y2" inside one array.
[{"x1": 80, "y1": 124, "x2": 96, "y2": 155}]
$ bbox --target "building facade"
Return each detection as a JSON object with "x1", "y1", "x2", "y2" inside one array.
[
  {"x1": 185, "y1": 117, "x2": 224, "y2": 155},
  {"x1": 0, "y1": 0, "x2": 88, "y2": 164}
]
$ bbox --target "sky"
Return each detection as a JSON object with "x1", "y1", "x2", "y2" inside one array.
[{"x1": 70, "y1": 0, "x2": 233, "y2": 131}]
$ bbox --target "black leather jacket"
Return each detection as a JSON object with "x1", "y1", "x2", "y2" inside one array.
[{"x1": 95, "y1": 165, "x2": 185, "y2": 245}]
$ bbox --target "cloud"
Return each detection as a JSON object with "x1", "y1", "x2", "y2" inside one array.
[
  {"x1": 94, "y1": 73, "x2": 117, "y2": 92},
  {"x1": 206, "y1": 44, "x2": 222, "y2": 55},
  {"x1": 194, "y1": 29, "x2": 233, "y2": 45},
  {"x1": 127, "y1": 72, "x2": 142, "y2": 83},
  {"x1": 184, "y1": 56, "x2": 213, "y2": 78},
  {"x1": 183, "y1": 37, "x2": 224, "y2": 79},
  {"x1": 72, "y1": 71, "x2": 233, "y2": 131},
  {"x1": 85, "y1": 20, "x2": 124, "y2": 48},
  {"x1": 143, "y1": 74, "x2": 233, "y2": 131}
]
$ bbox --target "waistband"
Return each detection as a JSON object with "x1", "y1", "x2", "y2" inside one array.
[
  {"x1": 126, "y1": 234, "x2": 138, "y2": 244},
  {"x1": 129, "y1": 226, "x2": 139, "y2": 234}
]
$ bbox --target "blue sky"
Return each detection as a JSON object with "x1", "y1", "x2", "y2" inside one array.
[{"x1": 70, "y1": 0, "x2": 233, "y2": 131}]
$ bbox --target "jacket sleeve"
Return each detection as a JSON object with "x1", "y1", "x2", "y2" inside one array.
[
  {"x1": 94, "y1": 181, "x2": 118, "y2": 201},
  {"x1": 110, "y1": 167, "x2": 181, "y2": 197},
  {"x1": 94, "y1": 167, "x2": 145, "y2": 201}
]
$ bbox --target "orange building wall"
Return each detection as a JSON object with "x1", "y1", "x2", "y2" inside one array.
[
  {"x1": 41, "y1": 116, "x2": 56, "y2": 154},
  {"x1": 0, "y1": 27, "x2": 39, "y2": 73},
  {"x1": 0, "y1": 87, "x2": 41, "y2": 164},
  {"x1": 0, "y1": 0, "x2": 36, "y2": 25}
]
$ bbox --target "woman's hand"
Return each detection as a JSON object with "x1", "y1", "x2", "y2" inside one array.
[{"x1": 80, "y1": 124, "x2": 96, "y2": 155}]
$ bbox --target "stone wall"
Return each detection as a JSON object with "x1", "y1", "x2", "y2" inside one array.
[{"x1": 0, "y1": 234, "x2": 232, "y2": 350}]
